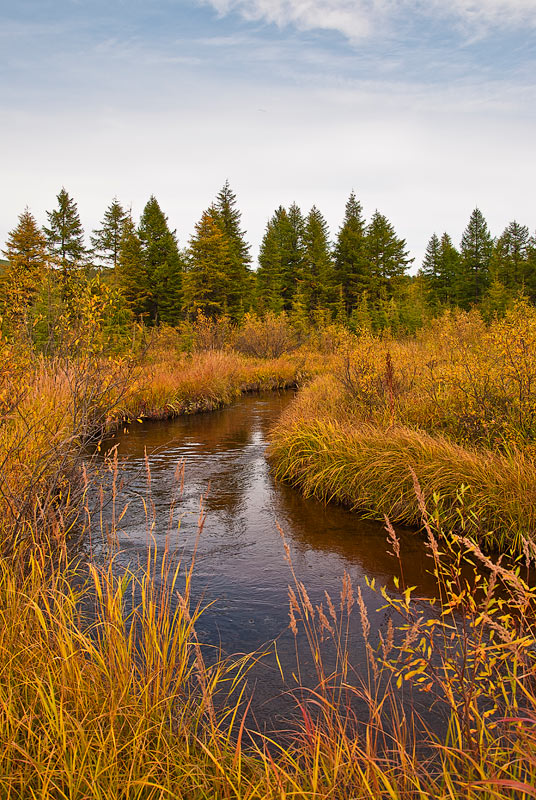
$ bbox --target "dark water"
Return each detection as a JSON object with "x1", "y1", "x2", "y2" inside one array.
[{"x1": 93, "y1": 392, "x2": 438, "y2": 730}]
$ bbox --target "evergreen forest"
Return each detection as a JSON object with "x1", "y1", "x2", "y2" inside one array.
[{"x1": 3, "y1": 181, "x2": 535, "y2": 338}]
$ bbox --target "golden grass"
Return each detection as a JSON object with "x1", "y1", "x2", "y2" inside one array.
[
  {"x1": 1, "y1": 512, "x2": 535, "y2": 799},
  {"x1": 268, "y1": 303, "x2": 536, "y2": 552},
  {"x1": 269, "y1": 404, "x2": 536, "y2": 552},
  {"x1": 124, "y1": 348, "x2": 318, "y2": 420}
]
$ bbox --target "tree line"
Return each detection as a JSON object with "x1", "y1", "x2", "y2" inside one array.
[{"x1": 2, "y1": 182, "x2": 536, "y2": 337}]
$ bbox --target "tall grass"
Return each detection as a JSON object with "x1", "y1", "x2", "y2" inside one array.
[
  {"x1": 0, "y1": 322, "x2": 324, "y2": 554},
  {"x1": 269, "y1": 412, "x2": 536, "y2": 552},
  {"x1": 1, "y1": 489, "x2": 536, "y2": 798},
  {"x1": 269, "y1": 302, "x2": 536, "y2": 552},
  {"x1": 124, "y1": 348, "x2": 314, "y2": 421}
]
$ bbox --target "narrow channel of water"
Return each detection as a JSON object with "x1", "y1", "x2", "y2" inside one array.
[{"x1": 93, "y1": 392, "x2": 438, "y2": 731}]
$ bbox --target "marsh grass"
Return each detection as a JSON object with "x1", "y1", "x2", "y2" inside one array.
[
  {"x1": 2, "y1": 308, "x2": 536, "y2": 796},
  {"x1": 268, "y1": 302, "x2": 536, "y2": 552},
  {"x1": 269, "y1": 415, "x2": 536, "y2": 552},
  {"x1": 1, "y1": 473, "x2": 536, "y2": 799}
]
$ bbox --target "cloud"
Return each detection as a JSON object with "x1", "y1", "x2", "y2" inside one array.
[{"x1": 200, "y1": 0, "x2": 536, "y2": 41}]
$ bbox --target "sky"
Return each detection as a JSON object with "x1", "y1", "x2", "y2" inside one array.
[{"x1": 1, "y1": 0, "x2": 535, "y2": 268}]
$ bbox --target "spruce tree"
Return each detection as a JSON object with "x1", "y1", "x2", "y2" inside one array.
[
  {"x1": 116, "y1": 216, "x2": 151, "y2": 319},
  {"x1": 302, "y1": 206, "x2": 333, "y2": 313},
  {"x1": 333, "y1": 191, "x2": 370, "y2": 313},
  {"x1": 526, "y1": 233, "x2": 536, "y2": 301},
  {"x1": 459, "y1": 207, "x2": 493, "y2": 307},
  {"x1": 438, "y1": 233, "x2": 461, "y2": 306},
  {"x1": 257, "y1": 203, "x2": 305, "y2": 312},
  {"x1": 211, "y1": 180, "x2": 252, "y2": 318},
  {"x1": 422, "y1": 232, "x2": 460, "y2": 306},
  {"x1": 421, "y1": 233, "x2": 441, "y2": 303},
  {"x1": 91, "y1": 198, "x2": 128, "y2": 270},
  {"x1": 491, "y1": 220, "x2": 530, "y2": 292},
  {"x1": 1, "y1": 208, "x2": 48, "y2": 317},
  {"x1": 283, "y1": 203, "x2": 306, "y2": 310},
  {"x1": 138, "y1": 196, "x2": 182, "y2": 324},
  {"x1": 183, "y1": 211, "x2": 231, "y2": 317},
  {"x1": 366, "y1": 211, "x2": 412, "y2": 297},
  {"x1": 43, "y1": 188, "x2": 86, "y2": 297},
  {"x1": 257, "y1": 207, "x2": 289, "y2": 313}
]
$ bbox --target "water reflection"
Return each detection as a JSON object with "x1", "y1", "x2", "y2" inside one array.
[{"x1": 94, "y1": 392, "x2": 438, "y2": 730}]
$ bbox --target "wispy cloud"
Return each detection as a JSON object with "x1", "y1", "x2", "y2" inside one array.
[{"x1": 200, "y1": 0, "x2": 536, "y2": 41}]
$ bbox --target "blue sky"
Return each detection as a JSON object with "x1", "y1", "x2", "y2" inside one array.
[{"x1": 1, "y1": 0, "x2": 535, "y2": 266}]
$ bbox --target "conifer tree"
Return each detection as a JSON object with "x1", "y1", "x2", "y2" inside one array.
[
  {"x1": 1, "y1": 208, "x2": 48, "y2": 317},
  {"x1": 302, "y1": 206, "x2": 333, "y2": 312},
  {"x1": 421, "y1": 233, "x2": 441, "y2": 301},
  {"x1": 438, "y1": 233, "x2": 461, "y2": 306},
  {"x1": 491, "y1": 220, "x2": 530, "y2": 292},
  {"x1": 366, "y1": 211, "x2": 412, "y2": 297},
  {"x1": 91, "y1": 198, "x2": 128, "y2": 270},
  {"x1": 211, "y1": 180, "x2": 252, "y2": 318},
  {"x1": 349, "y1": 291, "x2": 372, "y2": 331},
  {"x1": 257, "y1": 203, "x2": 306, "y2": 312},
  {"x1": 43, "y1": 188, "x2": 86, "y2": 298},
  {"x1": 459, "y1": 207, "x2": 493, "y2": 307},
  {"x1": 257, "y1": 207, "x2": 290, "y2": 312},
  {"x1": 116, "y1": 216, "x2": 151, "y2": 318},
  {"x1": 138, "y1": 196, "x2": 182, "y2": 324},
  {"x1": 284, "y1": 203, "x2": 306, "y2": 309},
  {"x1": 422, "y1": 232, "x2": 460, "y2": 306},
  {"x1": 526, "y1": 233, "x2": 536, "y2": 301},
  {"x1": 333, "y1": 191, "x2": 369, "y2": 313},
  {"x1": 183, "y1": 212, "x2": 231, "y2": 317}
]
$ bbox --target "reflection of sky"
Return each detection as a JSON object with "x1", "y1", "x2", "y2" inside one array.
[
  {"x1": 93, "y1": 394, "x2": 437, "y2": 652},
  {"x1": 2, "y1": 0, "x2": 535, "y2": 266},
  {"x1": 91, "y1": 393, "x2": 442, "y2": 732}
]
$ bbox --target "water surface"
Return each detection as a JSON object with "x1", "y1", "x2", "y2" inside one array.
[{"x1": 94, "y1": 392, "x2": 437, "y2": 729}]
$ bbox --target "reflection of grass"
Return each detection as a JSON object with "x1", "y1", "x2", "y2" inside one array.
[
  {"x1": 269, "y1": 412, "x2": 536, "y2": 554},
  {"x1": 1, "y1": 500, "x2": 536, "y2": 799},
  {"x1": 0, "y1": 335, "x2": 321, "y2": 554}
]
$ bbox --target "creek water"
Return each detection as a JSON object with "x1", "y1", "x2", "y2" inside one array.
[{"x1": 94, "y1": 391, "x2": 438, "y2": 732}]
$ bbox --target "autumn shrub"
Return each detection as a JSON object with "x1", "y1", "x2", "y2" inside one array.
[
  {"x1": 0, "y1": 331, "x2": 134, "y2": 553},
  {"x1": 234, "y1": 311, "x2": 298, "y2": 358}
]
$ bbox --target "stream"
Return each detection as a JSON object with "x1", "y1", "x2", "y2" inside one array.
[{"x1": 93, "y1": 391, "x2": 438, "y2": 732}]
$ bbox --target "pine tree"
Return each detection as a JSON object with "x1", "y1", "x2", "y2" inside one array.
[
  {"x1": 1, "y1": 208, "x2": 48, "y2": 317},
  {"x1": 138, "y1": 196, "x2": 182, "y2": 324},
  {"x1": 211, "y1": 180, "x2": 252, "y2": 318},
  {"x1": 91, "y1": 198, "x2": 128, "y2": 270},
  {"x1": 43, "y1": 188, "x2": 86, "y2": 297},
  {"x1": 302, "y1": 206, "x2": 333, "y2": 313},
  {"x1": 333, "y1": 191, "x2": 370, "y2": 313},
  {"x1": 491, "y1": 220, "x2": 530, "y2": 292},
  {"x1": 183, "y1": 212, "x2": 231, "y2": 317},
  {"x1": 116, "y1": 216, "x2": 151, "y2": 319},
  {"x1": 459, "y1": 207, "x2": 493, "y2": 307},
  {"x1": 366, "y1": 211, "x2": 412, "y2": 297}
]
